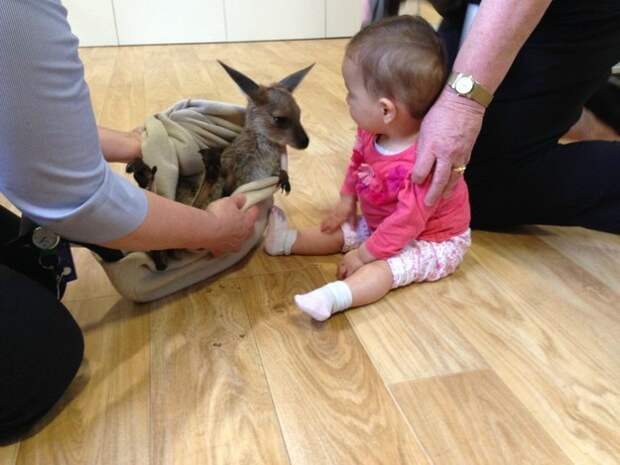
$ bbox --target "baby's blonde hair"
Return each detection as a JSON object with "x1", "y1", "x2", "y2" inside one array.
[{"x1": 346, "y1": 15, "x2": 447, "y2": 118}]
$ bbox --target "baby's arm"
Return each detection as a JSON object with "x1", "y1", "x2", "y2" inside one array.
[
  {"x1": 355, "y1": 176, "x2": 437, "y2": 263},
  {"x1": 321, "y1": 132, "x2": 366, "y2": 233},
  {"x1": 321, "y1": 194, "x2": 357, "y2": 233}
]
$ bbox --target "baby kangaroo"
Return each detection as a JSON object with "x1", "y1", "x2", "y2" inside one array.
[{"x1": 193, "y1": 61, "x2": 314, "y2": 208}]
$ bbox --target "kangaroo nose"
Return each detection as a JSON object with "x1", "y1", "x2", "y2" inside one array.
[
  {"x1": 295, "y1": 127, "x2": 309, "y2": 149},
  {"x1": 298, "y1": 134, "x2": 309, "y2": 149}
]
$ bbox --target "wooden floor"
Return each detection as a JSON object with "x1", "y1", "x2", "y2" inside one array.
[{"x1": 2, "y1": 38, "x2": 620, "y2": 465}]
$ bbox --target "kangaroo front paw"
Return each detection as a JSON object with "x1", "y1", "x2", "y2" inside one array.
[
  {"x1": 150, "y1": 250, "x2": 168, "y2": 271},
  {"x1": 278, "y1": 170, "x2": 291, "y2": 194},
  {"x1": 126, "y1": 159, "x2": 157, "y2": 190}
]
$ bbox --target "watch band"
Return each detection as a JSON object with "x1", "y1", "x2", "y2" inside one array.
[{"x1": 447, "y1": 71, "x2": 494, "y2": 108}]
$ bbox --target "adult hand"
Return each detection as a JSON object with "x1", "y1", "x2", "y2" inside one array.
[
  {"x1": 412, "y1": 90, "x2": 485, "y2": 206},
  {"x1": 98, "y1": 126, "x2": 143, "y2": 163},
  {"x1": 337, "y1": 248, "x2": 365, "y2": 279},
  {"x1": 205, "y1": 194, "x2": 259, "y2": 255},
  {"x1": 321, "y1": 195, "x2": 357, "y2": 233}
]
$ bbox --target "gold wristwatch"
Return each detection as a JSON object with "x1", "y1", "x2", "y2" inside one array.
[{"x1": 447, "y1": 71, "x2": 494, "y2": 108}]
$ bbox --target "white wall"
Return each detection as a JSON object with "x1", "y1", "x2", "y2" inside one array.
[
  {"x1": 62, "y1": 0, "x2": 118, "y2": 47},
  {"x1": 63, "y1": 0, "x2": 362, "y2": 47},
  {"x1": 225, "y1": 0, "x2": 325, "y2": 42},
  {"x1": 326, "y1": 0, "x2": 363, "y2": 37},
  {"x1": 113, "y1": 0, "x2": 227, "y2": 45}
]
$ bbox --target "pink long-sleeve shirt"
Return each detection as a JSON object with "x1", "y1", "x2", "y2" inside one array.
[{"x1": 340, "y1": 129, "x2": 471, "y2": 260}]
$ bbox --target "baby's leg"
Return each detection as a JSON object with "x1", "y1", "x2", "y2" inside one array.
[
  {"x1": 345, "y1": 260, "x2": 394, "y2": 306},
  {"x1": 291, "y1": 228, "x2": 344, "y2": 255},
  {"x1": 294, "y1": 230, "x2": 472, "y2": 321},
  {"x1": 294, "y1": 261, "x2": 393, "y2": 321},
  {"x1": 264, "y1": 206, "x2": 344, "y2": 256}
]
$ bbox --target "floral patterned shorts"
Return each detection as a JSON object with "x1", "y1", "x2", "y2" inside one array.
[{"x1": 341, "y1": 218, "x2": 471, "y2": 288}]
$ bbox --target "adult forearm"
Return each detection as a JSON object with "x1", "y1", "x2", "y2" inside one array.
[
  {"x1": 98, "y1": 127, "x2": 142, "y2": 164},
  {"x1": 102, "y1": 191, "x2": 217, "y2": 251},
  {"x1": 453, "y1": 0, "x2": 552, "y2": 94}
]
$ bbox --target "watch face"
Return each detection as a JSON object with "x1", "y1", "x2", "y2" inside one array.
[{"x1": 455, "y1": 76, "x2": 474, "y2": 94}]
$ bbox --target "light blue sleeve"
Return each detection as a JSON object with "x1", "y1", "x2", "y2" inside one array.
[{"x1": 0, "y1": 0, "x2": 148, "y2": 244}]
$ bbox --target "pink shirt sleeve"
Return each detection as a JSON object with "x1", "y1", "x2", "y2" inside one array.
[
  {"x1": 340, "y1": 130, "x2": 367, "y2": 196},
  {"x1": 365, "y1": 176, "x2": 437, "y2": 260}
]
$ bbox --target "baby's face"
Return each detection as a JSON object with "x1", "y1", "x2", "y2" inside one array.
[{"x1": 342, "y1": 57, "x2": 384, "y2": 133}]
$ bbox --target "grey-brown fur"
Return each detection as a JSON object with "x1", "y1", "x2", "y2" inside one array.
[{"x1": 195, "y1": 61, "x2": 314, "y2": 207}]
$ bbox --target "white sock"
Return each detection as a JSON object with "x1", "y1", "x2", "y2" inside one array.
[
  {"x1": 294, "y1": 281, "x2": 353, "y2": 321},
  {"x1": 264, "y1": 206, "x2": 298, "y2": 256}
]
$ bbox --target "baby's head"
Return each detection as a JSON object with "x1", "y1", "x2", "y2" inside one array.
[{"x1": 343, "y1": 15, "x2": 446, "y2": 130}]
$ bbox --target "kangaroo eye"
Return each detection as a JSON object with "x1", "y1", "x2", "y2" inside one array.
[{"x1": 272, "y1": 115, "x2": 289, "y2": 127}]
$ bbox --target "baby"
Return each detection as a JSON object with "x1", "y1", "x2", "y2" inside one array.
[{"x1": 264, "y1": 15, "x2": 471, "y2": 321}]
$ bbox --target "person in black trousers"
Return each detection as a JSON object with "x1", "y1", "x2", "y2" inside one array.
[
  {"x1": 406, "y1": 0, "x2": 619, "y2": 234},
  {"x1": 432, "y1": 0, "x2": 620, "y2": 232},
  {"x1": 0, "y1": 206, "x2": 84, "y2": 443}
]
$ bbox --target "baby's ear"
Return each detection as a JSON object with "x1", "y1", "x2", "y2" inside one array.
[{"x1": 379, "y1": 97, "x2": 397, "y2": 123}]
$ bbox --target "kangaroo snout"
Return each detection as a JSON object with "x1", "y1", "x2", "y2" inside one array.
[{"x1": 294, "y1": 128, "x2": 310, "y2": 149}]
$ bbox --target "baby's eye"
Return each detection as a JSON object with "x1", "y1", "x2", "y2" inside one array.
[{"x1": 272, "y1": 115, "x2": 290, "y2": 127}]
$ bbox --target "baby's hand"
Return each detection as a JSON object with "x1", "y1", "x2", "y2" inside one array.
[
  {"x1": 321, "y1": 195, "x2": 357, "y2": 233},
  {"x1": 338, "y1": 249, "x2": 365, "y2": 279}
]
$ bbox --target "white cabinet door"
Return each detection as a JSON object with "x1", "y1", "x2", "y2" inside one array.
[
  {"x1": 225, "y1": 0, "x2": 325, "y2": 42},
  {"x1": 326, "y1": 0, "x2": 362, "y2": 37},
  {"x1": 113, "y1": 0, "x2": 227, "y2": 45},
  {"x1": 62, "y1": 0, "x2": 118, "y2": 46}
]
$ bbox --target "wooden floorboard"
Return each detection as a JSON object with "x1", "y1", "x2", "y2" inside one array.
[
  {"x1": 148, "y1": 281, "x2": 290, "y2": 465},
  {"x1": 242, "y1": 265, "x2": 432, "y2": 465},
  {"x1": 536, "y1": 225, "x2": 620, "y2": 290},
  {"x1": 438, "y1": 236, "x2": 620, "y2": 465},
  {"x1": 0, "y1": 445, "x2": 19, "y2": 465},
  {"x1": 391, "y1": 370, "x2": 573, "y2": 465},
  {"x1": 471, "y1": 231, "x2": 620, "y2": 373},
  {"x1": 336, "y1": 264, "x2": 489, "y2": 384}
]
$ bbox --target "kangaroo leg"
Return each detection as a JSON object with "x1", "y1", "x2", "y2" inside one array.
[
  {"x1": 222, "y1": 169, "x2": 237, "y2": 197},
  {"x1": 200, "y1": 147, "x2": 223, "y2": 184},
  {"x1": 278, "y1": 169, "x2": 291, "y2": 194},
  {"x1": 149, "y1": 250, "x2": 168, "y2": 271}
]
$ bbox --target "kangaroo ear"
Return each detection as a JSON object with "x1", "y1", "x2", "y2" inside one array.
[
  {"x1": 218, "y1": 60, "x2": 260, "y2": 99},
  {"x1": 279, "y1": 64, "x2": 314, "y2": 93}
]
